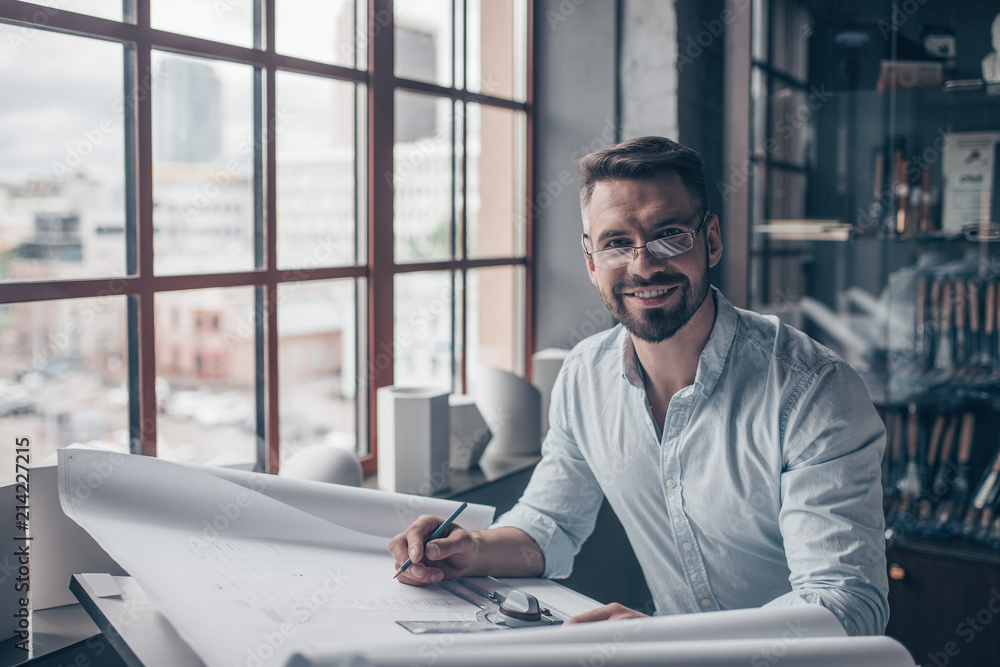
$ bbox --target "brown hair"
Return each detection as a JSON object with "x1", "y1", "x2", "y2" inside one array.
[{"x1": 578, "y1": 136, "x2": 708, "y2": 232}]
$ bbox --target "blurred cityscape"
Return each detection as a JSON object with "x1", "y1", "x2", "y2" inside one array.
[{"x1": 0, "y1": 1, "x2": 521, "y2": 471}]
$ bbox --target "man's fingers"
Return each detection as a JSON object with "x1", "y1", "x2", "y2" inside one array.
[
  {"x1": 424, "y1": 528, "x2": 471, "y2": 561},
  {"x1": 564, "y1": 603, "x2": 647, "y2": 625},
  {"x1": 394, "y1": 562, "x2": 444, "y2": 586},
  {"x1": 389, "y1": 515, "x2": 443, "y2": 566}
]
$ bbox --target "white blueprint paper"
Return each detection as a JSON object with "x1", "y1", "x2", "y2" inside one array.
[
  {"x1": 57, "y1": 450, "x2": 496, "y2": 667},
  {"x1": 182, "y1": 462, "x2": 495, "y2": 538},
  {"x1": 291, "y1": 636, "x2": 916, "y2": 667},
  {"x1": 58, "y1": 450, "x2": 915, "y2": 667}
]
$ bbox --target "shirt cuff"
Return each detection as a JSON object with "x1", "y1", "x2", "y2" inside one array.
[
  {"x1": 491, "y1": 503, "x2": 576, "y2": 579},
  {"x1": 763, "y1": 588, "x2": 883, "y2": 637}
]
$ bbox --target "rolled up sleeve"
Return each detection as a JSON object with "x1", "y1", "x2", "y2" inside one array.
[
  {"x1": 764, "y1": 361, "x2": 890, "y2": 636},
  {"x1": 490, "y1": 361, "x2": 605, "y2": 579}
]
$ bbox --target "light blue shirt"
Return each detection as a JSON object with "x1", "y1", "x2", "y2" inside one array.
[{"x1": 494, "y1": 289, "x2": 889, "y2": 636}]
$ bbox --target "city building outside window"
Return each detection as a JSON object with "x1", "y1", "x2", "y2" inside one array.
[{"x1": 0, "y1": 0, "x2": 532, "y2": 476}]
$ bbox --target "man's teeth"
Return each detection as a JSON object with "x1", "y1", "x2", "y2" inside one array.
[{"x1": 633, "y1": 288, "x2": 669, "y2": 298}]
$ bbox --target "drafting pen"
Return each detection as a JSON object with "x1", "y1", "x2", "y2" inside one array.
[{"x1": 393, "y1": 502, "x2": 468, "y2": 579}]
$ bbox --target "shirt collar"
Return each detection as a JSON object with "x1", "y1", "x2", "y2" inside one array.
[{"x1": 620, "y1": 286, "x2": 738, "y2": 398}]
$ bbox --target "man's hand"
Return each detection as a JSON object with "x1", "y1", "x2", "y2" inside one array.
[
  {"x1": 387, "y1": 514, "x2": 480, "y2": 586},
  {"x1": 564, "y1": 602, "x2": 649, "y2": 624}
]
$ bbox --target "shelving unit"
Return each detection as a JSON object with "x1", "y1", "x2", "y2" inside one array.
[{"x1": 737, "y1": 0, "x2": 1000, "y2": 662}]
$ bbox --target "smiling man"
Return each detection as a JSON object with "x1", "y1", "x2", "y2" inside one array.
[{"x1": 388, "y1": 136, "x2": 889, "y2": 637}]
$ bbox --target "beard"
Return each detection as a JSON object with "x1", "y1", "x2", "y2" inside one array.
[{"x1": 600, "y1": 266, "x2": 711, "y2": 344}]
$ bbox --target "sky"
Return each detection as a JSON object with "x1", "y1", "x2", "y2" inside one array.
[{"x1": 0, "y1": 1, "x2": 460, "y2": 188}]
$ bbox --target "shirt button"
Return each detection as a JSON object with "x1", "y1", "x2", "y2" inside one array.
[
  {"x1": 645, "y1": 415, "x2": 652, "y2": 426},
  {"x1": 666, "y1": 479, "x2": 676, "y2": 488},
  {"x1": 701, "y1": 598, "x2": 712, "y2": 607},
  {"x1": 682, "y1": 542, "x2": 692, "y2": 551}
]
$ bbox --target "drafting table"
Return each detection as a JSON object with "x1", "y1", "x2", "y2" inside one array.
[{"x1": 69, "y1": 573, "x2": 600, "y2": 667}]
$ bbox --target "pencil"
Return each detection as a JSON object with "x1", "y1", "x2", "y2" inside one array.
[{"x1": 392, "y1": 502, "x2": 469, "y2": 579}]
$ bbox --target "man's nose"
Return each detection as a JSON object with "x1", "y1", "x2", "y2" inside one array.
[{"x1": 629, "y1": 243, "x2": 668, "y2": 273}]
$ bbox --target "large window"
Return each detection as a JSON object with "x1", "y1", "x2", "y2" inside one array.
[{"x1": 0, "y1": 0, "x2": 531, "y2": 475}]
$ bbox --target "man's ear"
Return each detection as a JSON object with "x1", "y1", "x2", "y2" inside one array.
[
  {"x1": 583, "y1": 237, "x2": 600, "y2": 287},
  {"x1": 706, "y1": 214, "x2": 723, "y2": 269}
]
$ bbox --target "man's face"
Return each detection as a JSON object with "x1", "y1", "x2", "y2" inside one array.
[{"x1": 584, "y1": 173, "x2": 722, "y2": 343}]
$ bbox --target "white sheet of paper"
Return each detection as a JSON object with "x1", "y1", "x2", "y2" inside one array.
[
  {"x1": 182, "y1": 462, "x2": 495, "y2": 538},
  {"x1": 57, "y1": 450, "x2": 497, "y2": 667},
  {"x1": 79, "y1": 572, "x2": 123, "y2": 598},
  {"x1": 290, "y1": 636, "x2": 915, "y2": 667}
]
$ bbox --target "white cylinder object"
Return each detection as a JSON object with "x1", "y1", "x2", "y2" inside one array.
[
  {"x1": 531, "y1": 348, "x2": 569, "y2": 439},
  {"x1": 377, "y1": 386, "x2": 451, "y2": 495}
]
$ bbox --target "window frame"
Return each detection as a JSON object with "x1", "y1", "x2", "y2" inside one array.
[{"x1": 0, "y1": 0, "x2": 534, "y2": 477}]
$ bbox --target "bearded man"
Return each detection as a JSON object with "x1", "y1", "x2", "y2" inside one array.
[{"x1": 388, "y1": 136, "x2": 889, "y2": 637}]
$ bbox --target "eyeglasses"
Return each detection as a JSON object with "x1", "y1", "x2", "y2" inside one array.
[{"x1": 582, "y1": 210, "x2": 710, "y2": 269}]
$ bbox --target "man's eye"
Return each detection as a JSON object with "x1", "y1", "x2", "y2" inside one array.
[
  {"x1": 604, "y1": 239, "x2": 630, "y2": 249},
  {"x1": 658, "y1": 230, "x2": 683, "y2": 239}
]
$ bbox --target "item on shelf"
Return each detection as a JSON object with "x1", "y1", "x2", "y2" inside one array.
[
  {"x1": 932, "y1": 412, "x2": 975, "y2": 536},
  {"x1": 984, "y1": 282, "x2": 997, "y2": 373},
  {"x1": 376, "y1": 386, "x2": 451, "y2": 495},
  {"x1": 934, "y1": 281, "x2": 953, "y2": 372},
  {"x1": 942, "y1": 132, "x2": 1000, "y2": 233},
  {"x1": 913, "y1": 413, "x2": 947, "y2": 530},
  {"x1": 969, "y1": 280, "x2": 982, "y2": 374},
  {"x1": 754, "y1": 220, "x2": 852, "y2": 241},
  {"x1": 917, "y1": 168, "x2": 936, "y2": 233},
  {"x1": 922, "y1": 25, "x2": 956, "y2": 75},
  {"x1": 884, "y1": 410, "x2": 905, "y2": 507},
  {"x1": 915, "y1": 276, "x2": 929, "y2": 365},
  {"x1": 963, "y1": 222, "x2": 1000, "y2": 242},
  {"x1": 954, "y1": 279, "x2": 968, "y2": 368},
  {"x1": 877, "y1": 60, "x2": 944, "y2": 91},
  {"x1": 963, "y1": 440, "x2": 1000, "y2": 540},
  {"x1": 929, "y1": 415, "x2": 959, "y2": 500},
  {"x1": 943, "y1": 79, "x2": 986, "y2": 93},
  {"x1": 889, "y1": 403, "x2": 923, "y2": 530},
  {"x1": 981, "y1": 12, "x2": 1000, "y2": 83},
  {"x1": 891, "y1": 149, "x2": 910, "y2": 235}
]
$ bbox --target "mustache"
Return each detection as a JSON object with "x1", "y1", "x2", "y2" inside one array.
[{"x1": 613, "y1": 272, "x2": 690, "y2": 296}]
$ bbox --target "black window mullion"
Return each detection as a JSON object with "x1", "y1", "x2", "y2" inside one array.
[
  {"x1": 253, "y1": 68, "x2": 267, "y2": 472},
  {"x1": 123, "y1": 40, "x2": 142, "y2": 455}
]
